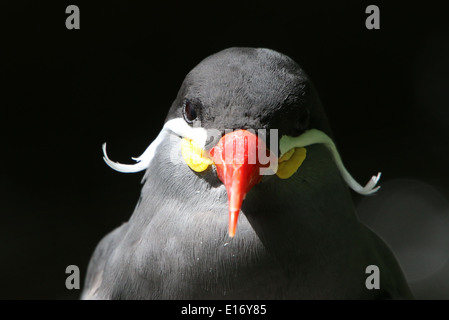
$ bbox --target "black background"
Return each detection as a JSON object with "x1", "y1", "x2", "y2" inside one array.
[{"x1": 1, "y1": 1, "x2": 448, "y2": 299}]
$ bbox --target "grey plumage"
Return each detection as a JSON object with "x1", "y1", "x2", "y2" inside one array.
[{"x1": 82, "y1": 48, "x2": 413, "y2": 299}]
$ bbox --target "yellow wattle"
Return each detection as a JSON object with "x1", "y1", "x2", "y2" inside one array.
[
  {"x1": 276, "y1": 147, "x2": 307, "y2": 179},
  {"x1": 181, "y1": 138, "x2": 213, "y2": 172}
]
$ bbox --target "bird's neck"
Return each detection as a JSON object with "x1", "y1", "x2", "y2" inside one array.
[
  {"x1": 134, "y1": 142, "x2": 360, "y2": 258},
  {"x1": 242, "y1": 144, "x2": 361, "y2": 257}
]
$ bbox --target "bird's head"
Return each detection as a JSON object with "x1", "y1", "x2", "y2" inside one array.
[{"x1": 103, "y1": 48, "x2": 381, "y2": 238}]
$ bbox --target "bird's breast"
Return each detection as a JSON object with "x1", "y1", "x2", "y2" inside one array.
[{"x1": 123, "y1": 201, "x2": 294, "y2": 298}]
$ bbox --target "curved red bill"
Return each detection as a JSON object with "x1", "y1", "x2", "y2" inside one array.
[{"x1": 209, "y1": 130, "x2": 270, "y2": 237}]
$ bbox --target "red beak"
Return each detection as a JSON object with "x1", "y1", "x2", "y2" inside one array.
[{"x1": 209, "y1": 130, "x2": 269, "y2": 237}]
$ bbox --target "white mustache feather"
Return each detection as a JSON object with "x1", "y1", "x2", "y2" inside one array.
[
  {"x1": 103, "y1": 118, "x2": 380, "y2": 195},
  {"x1": 102, "y1": 118, "x2": 208, "y2": 173},
  {"x1": 280, "y1": 129, "x2": 381, "y2": 195}
]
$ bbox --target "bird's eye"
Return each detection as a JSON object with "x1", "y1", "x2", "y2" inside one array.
[{"x1": 183, "y1": 99, "x2": 197, "y2": 124}]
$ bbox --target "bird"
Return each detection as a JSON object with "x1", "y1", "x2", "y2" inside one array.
[{"x1": 82, "y1": 47, "x2": 413, "y2": 299}]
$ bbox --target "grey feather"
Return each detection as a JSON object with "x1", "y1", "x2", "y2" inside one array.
[{"x1": 82, "y1": 48, "x2": 412, "y2": 299}]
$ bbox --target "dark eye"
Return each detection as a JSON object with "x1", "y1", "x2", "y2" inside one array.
[{"x1": 183, "y1": 99, "x2": 197, "y2": 124}]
